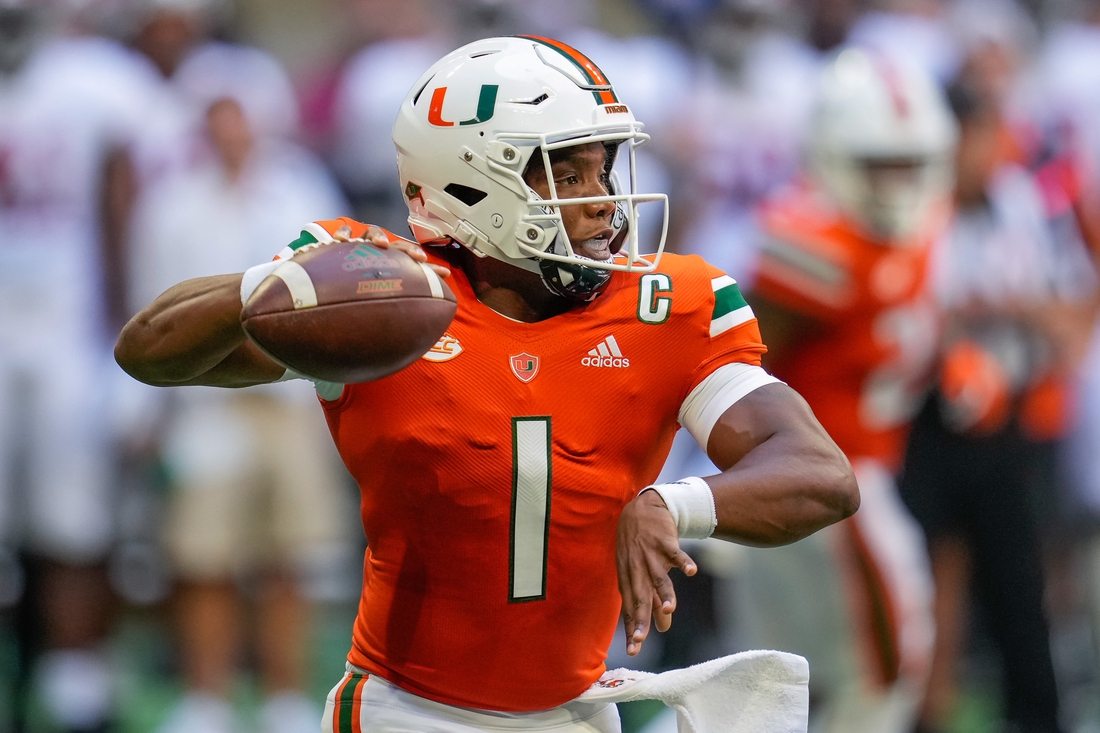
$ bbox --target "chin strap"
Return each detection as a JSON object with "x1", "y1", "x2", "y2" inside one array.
[{"x1": 537, "y1": 254, "x2": 612, "y2": 301}]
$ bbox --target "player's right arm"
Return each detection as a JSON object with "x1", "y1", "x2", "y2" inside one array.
[
  {"x1": 116, "y1": 223, "x2": 448, "y2": 388},
  {"x1": 115, "y1": 273, "x2": 284, "y2": 387}
]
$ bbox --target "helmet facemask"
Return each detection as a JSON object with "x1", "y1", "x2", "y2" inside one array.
[
  {"x1": 484, "y1": 127, "x2": 668, "y2": 300},
  {"x1": 521, "y1": 143, "x2": 635, "y2": 300}
]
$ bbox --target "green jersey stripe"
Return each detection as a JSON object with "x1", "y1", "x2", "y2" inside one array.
[
  {"x1": 303, "y1": 222, "x2": 336, "y2": 244},
  {"x1": 710, "y1": 304, "x2": 754, "y2": 337},
  {"x1": 288, "y1": 230, "x2": 319, "y2": 252},
  {"x1": 712, "y1": 283, "x2": 749, "y2": 321}
]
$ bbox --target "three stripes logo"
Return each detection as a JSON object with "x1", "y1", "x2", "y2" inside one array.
[{"x1": 582, "y1": 335, "x2": 630, "y2": 368}]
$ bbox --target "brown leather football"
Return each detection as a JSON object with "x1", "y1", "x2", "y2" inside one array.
[{"x1": 240, "y1": 241, "x2": 456, "y2": 383}]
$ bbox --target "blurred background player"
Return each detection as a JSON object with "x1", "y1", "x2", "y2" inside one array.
[
  {"x1": 737, "y1": 48, "x2": 954, "y2": 733},
  {"x1": 0, "y1": 0, "x2": 161, "y2": 729},
  {"x1": 899, "y1": 72, "x2": 1096, "y2": 733},
  {"x1": 659, "y1": 47, "x2": 956, "y2": 733},
  {"x1": 125, "y1": 45, "x2": 357, "y2": 733}
]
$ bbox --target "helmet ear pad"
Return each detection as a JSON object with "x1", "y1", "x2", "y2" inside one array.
[
  {"x1": 605, "y1": 166, "x2": 629, "y2": 256},
  {"x1": 609, "y1": 202, "x2": 629, "y2": 255}
]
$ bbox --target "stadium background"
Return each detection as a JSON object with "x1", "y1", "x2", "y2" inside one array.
[{"x1": 2, "y1": 0, "x2": 1100, "y2": 731}]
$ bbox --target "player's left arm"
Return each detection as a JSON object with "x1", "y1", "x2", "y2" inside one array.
[
  {"x1": 617, "y1": 382, "x2": 857, "y2": 656},
  {"x1": 704, "y1": 382, "x2": 857, "y2": 542}
]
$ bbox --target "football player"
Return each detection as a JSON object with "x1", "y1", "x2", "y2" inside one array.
[
  {"x1": 115, "y1": 36, "x2": 857, "y2": 732},
  {"x1": 732, "y1": 48, "x2": 957, "y2": 732}
]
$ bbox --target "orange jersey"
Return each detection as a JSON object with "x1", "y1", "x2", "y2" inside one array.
[
  {"x1": 303, "y1": 219, "x2": 766, "y2": 711},
  {"x1": 752, "y1": 187, "x2": 940, "y2": 469}
]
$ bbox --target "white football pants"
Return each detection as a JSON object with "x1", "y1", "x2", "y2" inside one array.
[{"x1": 322, "y1": 666, "x2": 621, "y2": 733}]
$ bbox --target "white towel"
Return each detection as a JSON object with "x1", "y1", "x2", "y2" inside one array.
[{"x1": 576, "y1": 650, "x2": 809, "y2": 733}]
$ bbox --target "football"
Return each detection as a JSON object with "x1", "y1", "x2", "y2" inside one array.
[{"x1": 240, "y1": 240, "x2": 456, "y2": 383}]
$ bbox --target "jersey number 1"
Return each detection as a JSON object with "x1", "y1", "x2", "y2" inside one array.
[{"x1": 510, "y1": 417, "x2": 552, "y2": 602}]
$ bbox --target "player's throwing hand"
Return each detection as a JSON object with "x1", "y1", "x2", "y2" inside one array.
[
  {"x1": 616, "y1": 489, "x2": 699, "y2": 656},
  {"x1": 331, "y1": 223, "x2": 451, "y2": 280}
]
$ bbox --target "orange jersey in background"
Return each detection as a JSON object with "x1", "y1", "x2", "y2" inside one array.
[
  {"x1": 302, "y1": 219, "x2": 767, "y2": 712},
  {"x1": 752, "y1": 187, "x2": 940, "y2": 469}
]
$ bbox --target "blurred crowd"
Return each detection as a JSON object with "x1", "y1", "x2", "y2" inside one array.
[{"x1": 2, "y1": 0, "x2": 1100, "y2": 731}]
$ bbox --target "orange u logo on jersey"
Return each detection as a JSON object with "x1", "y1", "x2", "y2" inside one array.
[
  {"x1": 428, "y1": 85, "x2": 499, "y2": 127},
  {"x1": 510, "y1": 353, "x2": 540, "y2": 383}
]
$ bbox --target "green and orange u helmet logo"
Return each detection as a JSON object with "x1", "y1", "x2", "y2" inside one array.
[{"x1": 428, "y1": 84, "x2": 499, "y2": 127}]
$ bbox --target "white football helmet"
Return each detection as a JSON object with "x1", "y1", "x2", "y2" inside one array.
[
  {"x1": 392, "y1": 35, "x2": 668, "y2": 300},
  {"x1": 810, "y1": 47, "x2": 958, "y2": 242}
]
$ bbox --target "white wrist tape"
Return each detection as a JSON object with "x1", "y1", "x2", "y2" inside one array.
[
  {"x1": 643, "y1": 476, "x2": 717, "y2": 539},
  {"x1": 240, "y1": 260, "x2": 284, "y2": 305}
]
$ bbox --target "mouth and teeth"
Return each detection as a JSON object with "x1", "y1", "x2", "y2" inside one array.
[{"x1": 574, "y1": 233, "x2": 612, "y2": 261}]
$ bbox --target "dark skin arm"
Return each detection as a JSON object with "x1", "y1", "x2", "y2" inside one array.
[
  {"x1": 617, "y1": 288, "x2": 853, "y2": 655},
  {"x1": 115, "y1": 229, "x2": 448, "y2": 387},
  {"x1": 616, "y1": 377, "x2": 856, "y2": 656},
  {"x1": 115, "y1": 273, "x2": 284, "y2": 387}
]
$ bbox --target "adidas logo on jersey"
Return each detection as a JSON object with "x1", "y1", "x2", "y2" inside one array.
[{"x1": 582, "y1": 335, "x2": 630, "y2": 368}]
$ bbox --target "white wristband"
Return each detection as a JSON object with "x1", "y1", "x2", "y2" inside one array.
[
  {"x1": 240, "y1": 260, "x2": 284, "y2": 305},
  {"x1": 643, "y1": 476, "x2": 717, "y2": 539}
]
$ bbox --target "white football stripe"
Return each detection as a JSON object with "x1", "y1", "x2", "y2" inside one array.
[
  {"x1": 273, "y1": 261, "x2": 318, "y2": 309},
  {"x1": 419, "y1": 262, "x2": 445, "y2": 299},
  {"x1": 606, "y1": 335, "x2": 623, "y2": 357},
  {"x1": 709, "y1": 304, "x2": 754, "y2": 337},
  {"x1": 710, "y1": 274, "x2": 737, "y2": 292}
]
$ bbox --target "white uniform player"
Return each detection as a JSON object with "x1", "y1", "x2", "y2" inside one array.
[
  {"x1": 0, "y1": 30, "x2": 152, "y2": 570},
  {"x1": 0, "y1": 14, "x2": 168, "y2": 730}
]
